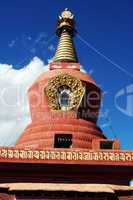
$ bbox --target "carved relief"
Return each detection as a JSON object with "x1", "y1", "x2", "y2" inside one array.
[{"x1": 45, "y1": 73, "x2": 85, "y2": 111}]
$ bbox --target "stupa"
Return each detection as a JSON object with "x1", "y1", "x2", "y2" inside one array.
[{"x1": 16, "y1": 8, "x2": 112, "y2": 150}]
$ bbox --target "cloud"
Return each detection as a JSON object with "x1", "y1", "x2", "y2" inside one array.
[
  {"x1": 0, "y1": 57, "x2": 87, "y2": 146},
  {"x1": 0, "y1": 57, "x2": 48, "y2": 146},
  {"x1": 48, "y1": 44, "x2": 55, "y2": 52},
  {"x1": 8, "y1": 39, "x2": 17, "y2": 48},
  {"x1": 80, "y1": 65, "x2": 87, "y2": 73}
]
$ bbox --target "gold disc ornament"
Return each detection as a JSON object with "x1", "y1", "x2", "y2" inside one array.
[{"x1": 45, "y1": 73, "x2": 85, "y2": 111}]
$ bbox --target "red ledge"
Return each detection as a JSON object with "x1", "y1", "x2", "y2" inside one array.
[{"x1": 0, "y1": 147, "x2": 132, "y2": 166}]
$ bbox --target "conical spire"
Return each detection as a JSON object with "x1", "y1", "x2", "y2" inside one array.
[{"x1": 53, "y1": 8, "x2": 78, "y2": 63}]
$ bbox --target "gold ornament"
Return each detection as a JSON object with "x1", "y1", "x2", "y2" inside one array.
[
  {"x1": 60, "y1": 8, "x2": 74, "y2": 19},
  {"x1": 45, "y1": 73, "x2": 85, "y2": 111}
]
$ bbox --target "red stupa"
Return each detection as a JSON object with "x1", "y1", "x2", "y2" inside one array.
[
  {"x1": 16, "y1": 8, "x2": 111, "y2": 150},
  {"x1": 0, "y1": 8, "x2": 132, "y2": 200}
]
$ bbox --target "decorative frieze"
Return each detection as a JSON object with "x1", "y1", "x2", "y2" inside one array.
[{"x1": 0, "y1": 148, "x2": 133, "y2": 163}]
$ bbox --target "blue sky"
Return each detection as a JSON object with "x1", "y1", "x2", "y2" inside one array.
[{"x1": 0, "y1": 0, "x2": 133, "y2": 149}]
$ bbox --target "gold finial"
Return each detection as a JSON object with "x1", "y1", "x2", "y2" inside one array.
[
  {"x1": 60, "y1": 8, "x2": 74, "y2": 19},
  {"x1": 53, "y1": 9, "x2": 78, "y2": 63},
  {"x1": 56, "y1": 8, "x2": 75, "y2": 36}
]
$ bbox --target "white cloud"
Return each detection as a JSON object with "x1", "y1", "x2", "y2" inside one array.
[
  {"x1": 0, "y1": 57, "x2": 87, "y2": 146},
  {"x1": 0, "y1": 57, "x2": 48, "y2": 146},
  {"x1": 80, "y1": 65, "x2": 87, "y2": 73}
]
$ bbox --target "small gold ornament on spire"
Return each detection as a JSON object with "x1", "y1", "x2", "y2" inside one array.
[
  {"x1": 53, "y1": 8, "x2": 78, "y2": 63},
  {"x1": 60, "y1": 8, "x2": 74, "y2": 19}
]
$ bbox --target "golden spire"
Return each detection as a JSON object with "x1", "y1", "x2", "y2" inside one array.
[{"x1": 53, "y1": 8, "x2": 78, "y2": 63}]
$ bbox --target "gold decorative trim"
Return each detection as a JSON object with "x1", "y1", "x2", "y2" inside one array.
[{"x1": 45, "y1": 73, "x2": 85, "y2": 111}]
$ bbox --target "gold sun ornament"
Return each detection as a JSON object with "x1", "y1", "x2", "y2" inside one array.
[{"x1": 45, "y1": 73, "x2": 85, "y2": 111}]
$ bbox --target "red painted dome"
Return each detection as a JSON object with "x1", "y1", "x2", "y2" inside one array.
[{"x1": 16, "y1": 63, "x2": 106, "y2": 149}]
